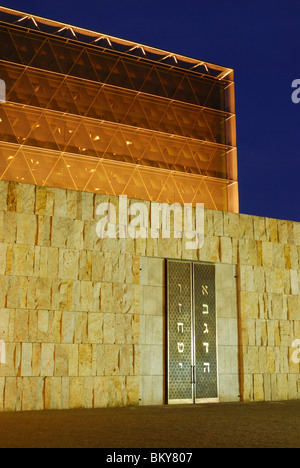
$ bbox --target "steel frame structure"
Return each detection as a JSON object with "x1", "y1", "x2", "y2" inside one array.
[{"x1": 0, "y1": 6, "x2": 238, "y2": 212}]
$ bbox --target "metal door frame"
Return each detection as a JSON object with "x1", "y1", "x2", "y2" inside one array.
[{"x1": 166, "y1": 259, "x2": 219, "y2": 405}]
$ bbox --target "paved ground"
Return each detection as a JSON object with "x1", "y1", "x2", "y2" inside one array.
[{"x1": 0, "y1": 401, "x2": 299, "y2": 448}]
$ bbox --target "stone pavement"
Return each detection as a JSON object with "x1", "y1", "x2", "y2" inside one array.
[{"x1": 0, "y1": 401, "x2": 299, "y2": 448}]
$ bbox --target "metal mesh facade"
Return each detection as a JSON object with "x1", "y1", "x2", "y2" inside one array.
[{"x1": 0, "y1": 7, "x2": 238, "y2": 211}]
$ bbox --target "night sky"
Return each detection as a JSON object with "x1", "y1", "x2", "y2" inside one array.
[{"x1": 1, "y1": 0, "x2": 299, "y2": 222}]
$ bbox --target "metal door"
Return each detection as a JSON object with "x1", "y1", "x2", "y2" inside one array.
[{"x1": 167, "y1": 260, "x2": 218, "y2": 404}]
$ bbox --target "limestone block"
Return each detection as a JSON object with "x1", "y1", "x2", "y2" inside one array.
[
  {"x1": 4, "y1": 377, "x2": 19, "y2": 411},
  {"x1": 267, "y1": 217, "x2": 278, "y2": 243},
  {"x1": 0, "y1": 243, "x2": 7, "y2": 275},
  {"x1": 41, "y1": 343, "x2": 55, "y2": 376},
  {"x1": 20, "y1": 343, "x2": 33, "y2": 376},
  {"x1": 104, "y1": 344, "x2": 120, "y2": 375},
  {"x1": 13, "y1": 244, "x2": 35, "y2": 277},
  {"x1": 152, "y1": 316, "x2": 163, "y2": 346},
  {"x1": 36, "y1": 187, "x2": 48, "y2": 215},
  {"x1": 293, "y1": 222, "x2": 300, "y2": 245},
  {"x1": 121, "y1": 283, "x2": 137, "y2": 315},
  {"x1": 115, "y1": 314, "x2": 126, "y2": 344},
  {"x1": 7, "y1": 182, "x2": 18, "y2": 212},
  {"x1": 48, "y1": 311, "x2": 62, "y2": 344},
  {"x1": 125, "y1": 375, "x2": 139, "y2": 405},
  {"x1": 44, "y1": 377, "x2": 61, "y2": 410},
  {"x1": 67, "y1": 219, "x2": 84, "y2": 250},
  {"x1": 242, "y1": 374, "x2": 253, "y2": 402},
  {"x1": 271, "y1": 294, "x2": 287, "y2": 320},
  {"x1": 80, "y1": 281, "x2": 100, "y2": 313},
  {"x1": 151, "y1": 375, "x2": 164, "y2": 405},
  {"x1": 103, "y1": 313, "x2": 115, "y2": 344},
  {"x1": 135, "y1": 237, "x2": 147, "y2": 257},
  {"x1": 213, "y1": 210, "x2": 224, "y2": 236},
  {"x1": 80, "y1": 192, "x2": 95, "y2": 221},
  {"x1": 6, "y1": 277, "x2": 21, "y2": 309},
  {"x1": 68, "y1": 344, "x2": 79, "y2": 376},
  {"x1": 143, "y1": 285, "x2": 163, "y2": 317},
  {"x1": 224, "y1": 212, "x2": 240, "y2": 238},
  {"x1": 0, "y1": 278, "x2": 11, "y2": 310},
  {"x1": 88, "y1": 313, "x2": 103, "y2": 344},
  {"x1": 278, "y1": 220, "x2": 288, "y2": 244},
  {"x1": 146, "y1": 236, "x2": 158, "y2": 258},
  {"x1": 91, "y1": 252, "x2": 105, "y2": 282},
  {"x1": 263, "y1": 374, "x2": 272, "y2": 401},
  {"x1": 239, "y1": 265, "x2": 255, "y2": 292},
  {"x1": 3, "y1": 211, "x2": 17, "y2": 244},
  {"x1": 78, "y1": 344, "x2": 93, "y2": 376},
  {"x1": 272, "y1": 243, "x2": 285, "y2": 269},
  {"x1": 199, "y1": 236, "x2": 220, "y2": 263},
  {"x1": 239, "y1": 214, "x2": 254, "y2": 240},
  {"x1": 61, "y1": 311, "x2": 75, "y2": 343},
  {"x1": 287, "y1": 374, "x2": 299, "y2": 400},
  {"x1": 15, "y1": 310, "x2": 30, "y2": 342},
  {"x1": 53, "y1": 188, "x2": 68, "y2": 218},
  {"x1": 147, "y1": 258, "x2": 164, "y2": 287},
  {"x1": 69, "y1": 376, "x2": 84, "y2": 409},
  {"x1": 0, "y1": 213, "x2": 4, "y2": 245},
  {"x1": 93, "y1": 376, "x2": 108, "y2": 407},
  {"x1": 18, "y1": 184, "x2": 36, "y2": 214},
  {"x1": 0, "y1": 308, "x2": 10, "y2": 341},
  {"x1": 119, "y1": 345, "x2": 133, "y2": 375},
  {"x1": 253, "y1": 266, "x2": 266, "y2": 293},
  {"x1": 132, "y1": 255, "x2": 140, "y2": 285},
  {"x1": 238, "y1": 239, "x2": 258, "y2": 266},
  {"x1": 258, "y1": 347, "x2": 267, "y2": 373},
  {"x1": 287, "y1": 295, "x2": 300, "y2": 320},
  {"x1": 261, "y1": 241, "x2": 273, "y2": 268},
  {"x1": 83, "y1": 376, "x2": 94, "y2": 408},
  {"x1": 240, "y1": 291, "x2": 259, "y2": 319},
  {"x1": 53, "y1": 344, "x2": 68, "y2": 377},
  {"x1": 276, "y1": 374, "x2": 288, "y2": 401},
  {"x1": 17, "y1": 213, "x2": 37, "y2": 245},
  {"x1": 278, "y1": 321, "x2": 293, "y2": 347},
  {"x1": 266, "y1": 347, "x2": 275, "y2": 374},
  {"x1": 290, "y1": 270, "x2": 299, "y2": 295},
  {"x1": 139, "y1": 375, "x2": 152, "y2": 405},
  {"x1": 220, "y1": 236, "x2": 232, "y2": 264},
  {"x1": 66, "y1": 190, "x2": 79, "y2": 220},
  {"x1": 21, "y1": 377, "x2": 37, "y2": 411},
  {"x1": 33, "y1": 278, "x2": 50, "y2": 310},
  {"x1": 0, "y1": 180, "x2": 8, "y2": 211},
  {"x1": 32, "y1": 343, "x2": 41, "y2": 376},
  {"x1": 59, "y1": 249, "x2": 79, "y2": 280},
  {"x1": 79, "y1": 250, "x2": 92, "y2": 281},
  {"x1": 106, "y1": 376, "x2": 124, "y2": 407},
  {"x1": 253, "y1": 216, "x2": 267, "y2": 241},
  {"x1": 253, "y1": 374, "x2": 264, "y2": 401},
  {"x1": 34, "y1": 311, "x2": 46, "y2": 343}
]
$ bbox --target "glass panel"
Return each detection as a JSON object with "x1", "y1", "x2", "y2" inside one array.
[{"x1": 0, "y1": 22, "x2": 237, "y2": 212}]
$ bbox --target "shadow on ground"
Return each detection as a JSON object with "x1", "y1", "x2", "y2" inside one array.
[{"x1": 0, "y1": 400, "x2": 299, "y2": 448}]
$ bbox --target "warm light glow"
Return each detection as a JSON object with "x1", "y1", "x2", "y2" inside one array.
[{"x1": 0, "y1": 6, "x2": 238, "y2": 212}]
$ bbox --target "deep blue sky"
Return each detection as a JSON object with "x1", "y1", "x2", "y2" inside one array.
[{"x1": 1, "y1": 0, "x2": 299, "y2": 221}]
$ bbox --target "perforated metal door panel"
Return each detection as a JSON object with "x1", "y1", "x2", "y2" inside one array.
[{"x1": 167, "y1": 260, "x2": 193, "y2": 403}]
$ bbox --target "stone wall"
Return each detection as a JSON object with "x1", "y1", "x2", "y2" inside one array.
[{"x1": 0, "y1": 180, "x2": 298, "y2": 410}]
